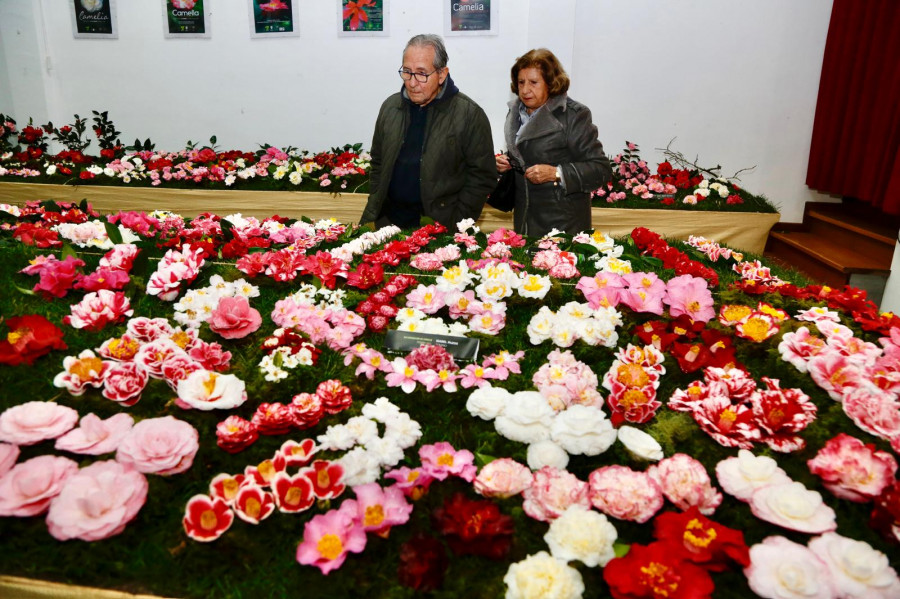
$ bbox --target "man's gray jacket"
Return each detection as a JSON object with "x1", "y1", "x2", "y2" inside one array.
[{"x1": 360, "y1": 78, "x2": 495, "y2": 228}]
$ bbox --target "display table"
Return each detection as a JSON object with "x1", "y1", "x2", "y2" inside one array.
[{"x1": 0, "y1": 182, "x2": 780, "y2": 253}]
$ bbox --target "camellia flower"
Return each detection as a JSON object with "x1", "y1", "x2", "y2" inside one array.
[
  {"x1": 715, "y1": 449, "x2": 792, "y2": 501},
  {"x1": 53, "y1": 349, "x2": 109, "y2": 396},
  {"x1": 182, "y1": 494, "x2": 234, "y2": 542},
  {"x1": 665, "y1": 274, "x2": 716, "y2": 322},
  {"x1": 522, "y1": 466, "x2": 591, "y2": 522},
  {"x1": 433, "y1": 492, "x2": 514, "y2": 559},
  {"x1": 603, "y1": 541, "x2": 714, "y2": 599},
  {"x1": 0, "y1": 314, "x2": 67, "y2": 366},
  {"x1": 617, "y1": 425, "x2": 663, "y2": 461},
  {"x1": 397, "y1": 533, "x2": 448, "y2": 592},
  {"x1": 271, "y1": 471, "x2": 315, "y2": 514},
  {"x1": 54, "y1": 413, "x2": 134, "y2": 455},
  {"x1": 232, "y1": 484, "x2": 276, "y2": 524},
  {"x1": 735, "y1": 311, "x2": 780, "y2": 342},
  {"x1": 302, "y1": 460, "x2": 346, "y2": 499},
  {"x1": 64, "y1": 289, "x2": 133, "y2": 331},
  {"x1": 176, "y1": 369, "x2": 248, "y2": 410},
  {"x1": 102, "y1": 361, "x2": 149, "y2": 406},
  {"x1": 0, "y1": 455, "x2": 79, "y2": 517},
  {"x1": 588, "y1": 464, "x2": 664, "y2": 523},
  {"x1": 808, "y1": 532, "x2": 900, "y2": 598},
  {"x1": 346, "y1": 482, "x2": 413, "y2": 536},
  {"x1": 550, "y1": 404, "x2": 617, "y2": 456},
  {"x1": 207, "y1": 295, "x2": 262, "y2": 340},
  {"x1": 807, "y1": 433, "x2": 898, "y2": 502},
  {"x1": 419, "y1": 441, "x2": 477, "y2": 482},
  {"x1": 544, "y1": 504, "x2": 618, "y2": 567},
  {"x1": 474, "y1": 458, "x2": 534, "y2": 499},
  {"x1": 0, "y1": 442, "x2": 19, "y2": 477},
  {"x1": 749, "y1": 481, "x2": 837, "y2": 534},
  {"x1": 0, "y1": 401, "x2": 79, "y2": 446},
  {"x1": 215, "y1": 415, "x2": 258, "y2": 453},
  {"x1": 652, "y1": 506, "x2": 750, "y2": 572},
  {"x1": 115, "y1": 416, "x2": 199, "y2": 475},
  {"x1": 649, "y1": 453, "x2": 723, "y2": 515},
  {"x1": 296, "y1": 507, "x2": 367, "y2": 575},
  {"x1": 504, "y1": 551, "x2": 584, "y2": 599},
  {"x1": 46, "y1": 460, "x2": 149, "y2": 542},
  {"x1": 744, "y1": 536, "x2": 835, "y2": 599},
  {"x1": 208, "y1": 473, "x2": 247, "y2": 506}
]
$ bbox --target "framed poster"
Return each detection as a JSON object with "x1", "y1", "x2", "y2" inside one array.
[
  {"x1": 163, "y1": 0, "x2": 210, "y2": 39},
  {"x1": 248, "y1": 0, "x2": 299, "y2": 38},
  {"x1": 70, "y1": 0, "x2": 118, "y2": 39},
  {"x1": 444, "y1": 0, "x2": 498, "y2": 36},
  {"x1": 338, "y1": 0, "x2": 389, "y2": 37}
]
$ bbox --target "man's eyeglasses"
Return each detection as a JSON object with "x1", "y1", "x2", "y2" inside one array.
[{"x1": 398, "y1": 68, "x2": 439, "y2": 83}]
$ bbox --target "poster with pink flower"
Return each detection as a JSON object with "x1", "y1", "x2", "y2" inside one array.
[
  {"x1": 248, "y1": 0, "x2": 299, "y2": 38},
  {"x1": 164, "y1": 0, "x2": 209, "y2": 38}
]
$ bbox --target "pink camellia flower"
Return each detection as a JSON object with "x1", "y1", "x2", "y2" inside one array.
[
  {"x1": 188, "y1": 339, "x2": 232, "y2": 372},
  {"x1": 115, "y1": 416, "x2": 199, "y2": 475},
  {"x1": 291, "y1": 392, "x2": 325, "y2": 429},
  {"x1": 750, "y1": 378, "x2": 817, "y2": 453},
  {"x1": 807, "y1": 433, "x2": 898, "y2": 502},
  {"x1": 385, "y1": 358, "x2": 420, "y2": 394},
  {"x1": 474, "y1": 458, "x2": 534, "y2": 499},
  {"x1": 176, "y1": 369, "x2": 248, "y2": 410},
  {"x1": 215, "y1": 416, "x2": 259, "y2": 454},
  {"x1": 133, "y1": 338, "x2": 183, "y2": 379},
  {"x1": 99, "y1": 243, "x2": 139, "y2": 271},
  {"x1": 232, "y1": 484, "x2": 276, "y2": 524},
  {"x1": 64, "y1": 289, "x2": 133, "y2": 331},
  {"x1": 807, "y1": 351, "x2": 864, "y2": 401},
  {"x1": 46, "y1": 460, "x2": 149, "y2": 541},
  {"x1": 665, "y1": 274, "x2": 716, "y2": 322},
  {"x1": 419, "y1": 442, "x2": 477, "y2": 482},
  {"x1": 53, "y1": 349, "x2": 109, "y2": 396},
  {"x1": 101, "y1": 361, "x2": 150, "y2": 406},
  {"x1": 841, "y1": 387, "x2": 900, "y2": 449},
  {"x1": 0, "y1": 442, "x2": 19, "y2": 477},
  {"x1": 209, "y1": 473, "x2": 248, "y2": 506},
  {"x1": 252, "y1": 402, "x2": 296, "y2": 436},
  {"x1": 576, "y1": 272, "x2": 625, "y2": 309},
  {"x1": 316, "y1": 379, "x2": 353, "y2": 415},
  {"x1": 744, "y1": 536, "x2": 835, "y2": 599},
  {"x1": 272, "y1": 471, "x2": 316, "y2": 514},
  {"x1": 749, "y1": 481, "x2": 837, "y2": 534},
  {"x1": 182, "y1": 494, "x2": 234, "y2": 542},
  {"x1": 405, "y1": 284, "x2": 446, "y2": 315},
  {"x1": 587, "y1": 465, "x2": 664, "y2": 523},
  {"x1": 648, "y1": 453, "x2": 723, "y2": 515},
  {"x1": 522, "y1": 466, "x2": 591, "y2": 522},
  {"x1": 348, "y1": 482, "x2": 414, "y2": 536},
  {"x1": 0, "y1": 401, "x2": 79, "y2": 445},
  {"x1": 160, "y1": 353, "x2": 203, "y2": 391},
  {"x1": 618, "y1": 274, "x2": 666, "y2": 315},
  {"x1": 126, "y1": 316, "x2": 174, "y2": 343},
  {"x1": 296, "y1": 506, "x2": 368, "y2": 574},
  {"x1": 207, "y1": 296, "x2": 262, "y2": 340},
  {"x1": 0, "y1": 455, "x2": 78, "y2": 516},
  {"x1": 54, "y1": 413, "x2": 134, "y2": 455},
  {"x1": 73, "y1": 267, "x2": 130, "y2": 293},
  {"x1": 384, "y1": 466, "x2": 435, "y2": 501},
  {"x1": 302, "y1": 460, "x2": 346, "y2": 500}
]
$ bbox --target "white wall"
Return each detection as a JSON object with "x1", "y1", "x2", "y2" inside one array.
[{"x1": 1, "y1": 0, "x2": 836, "y2": 222}]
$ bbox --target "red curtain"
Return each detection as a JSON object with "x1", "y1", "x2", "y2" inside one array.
[{"x1": 806, "y1": 0, "x2": 900, "y2": 214}]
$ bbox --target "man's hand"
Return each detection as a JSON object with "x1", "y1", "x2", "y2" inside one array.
[
  {"x1": 496, "y1": 153, "x2": 512, "y2": 173},
  {"x1": 525, "y1": 164, "x2": 558, "y2": 185}
]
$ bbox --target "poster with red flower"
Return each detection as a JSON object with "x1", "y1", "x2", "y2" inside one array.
[
  {"x1": 338, "y1": 0, "x2": 389, "y2": 37},
  {"x1": 163, "y1": 0, "x2": 210, "y2": 39},
  {"x1": 248, "y1": 0, "x2": 299, "y2": 38},
  {"x1": 70, "y1": 0, "x2": 117, "y2": 39}
]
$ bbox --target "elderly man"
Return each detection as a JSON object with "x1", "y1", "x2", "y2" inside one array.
[{"x1": 360, "y1": 34, "x2": 495, "y2": 229}]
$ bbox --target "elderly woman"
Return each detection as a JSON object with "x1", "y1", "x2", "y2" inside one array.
[{"x1": 496, "y1": 49, "x2": 612, "y2": 237}]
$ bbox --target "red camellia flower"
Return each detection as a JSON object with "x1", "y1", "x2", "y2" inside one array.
[
  {"x1": 406, "y1": 344, "x2": 458, "y2": 372},
  {"x1": 182, "y1": 494, "x2": 234, "y2": 542},
  {"x1": 432, "y1": 492, "x2": 514, "y2": 560},
  {"x1": 397, "y1": 533, "x2": 448, "y2": 592},
  {"x1": 216, "y1": 415, "x2": 259, "y2": 453},
  {"x1": 345, "y1": 262, "x2": 385, "y2": 290},
  {"x1": 870, "y1": 479, "x2": 900, "y2": 544},
  {"x1": 652, "y1": 507, "x2": 750, "y2": 572},
  {"x1": 291, "y1": 392, "x2": 325, "y2": 429},
  {"x1": 603, "y1": 541, "x2": 715, "y2": 599},
  {"x1": 302, "y1": 460, "x2": 346, "y2": 500},
  {"x1": 271, "y1": 472, "x2": 315, "y2": 514},
  {"x1": 251, "y1": 402, "x2": 296, "y2": 436},
  {"x1": 12, "y1": 223, "x2": 61, "y2": 248},
  {"x1": 0, "y1": 314, "x2": 67, "y2": 366},
  {"x1": 315, "y1": 379, "x2": 353, "y2": 415}
]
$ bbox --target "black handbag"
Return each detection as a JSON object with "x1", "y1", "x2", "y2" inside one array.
[{"x1": 487, "y1": 170, "x2": 516, "y2": 212}]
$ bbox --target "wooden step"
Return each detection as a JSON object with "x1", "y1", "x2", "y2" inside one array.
[
  {"x1": 806, "y1": 208, "x2": 897, "y2": 246},
  {"x1": 768, "y1": 231, "x2": 893, "y2": 273}
]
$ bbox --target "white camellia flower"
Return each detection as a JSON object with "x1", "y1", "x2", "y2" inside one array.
[
  {"x1": 176, "y1": 370, "x2": 247, "y2": 410},
  {"x1": 716, "y1": 449, "x2": 792, "y2": 501},
  {"x1": 503, "y1": 551, "x2": 584, "y2": 599},
  {"x1": 745, "y1": 536, "x2": 835, "y2": 599},
  {"x1": 337, "y1": 447, "x2": 382, "y2": 487},
  {"x1": 527, "y1": 307, "x2": 555, "y2": 344},
  {"x1": 544, "y1": 505, "x2": 618, "y2": 567},
  {"x1": 465, "y1": 384, "x2": 511, "y2": 421},
  {"x1": 550, "y1": 405, "x2": 617, "y2": 456},
  {"x1": 527, "y1": 440, "x2": 569, "y2": 470},
  {"x1": 495, "y1": 392, "x2": 555, "y2": 444},
  {"x1": 808, "y1": 532, "x2": 900, "y2": 598},
  {"x1": 316, "y1": 423, "x2": 358, "y2": 451},
  {"x1": 750, "y1": 481, "x2": 837, "y2": 534},
  {"x1": 518, "y1": 273, "x2": 552, "y2": 299},
  {"x1": 617, "y1": 426, "x2": 664, "y2": 461}
]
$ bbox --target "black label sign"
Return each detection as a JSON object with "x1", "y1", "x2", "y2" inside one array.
[{"x1": 384, "y1": 330, "x2": 480, "y2": 363}]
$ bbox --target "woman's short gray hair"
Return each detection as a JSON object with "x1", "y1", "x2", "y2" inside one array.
[{"x1": 405, "y1": 34, "x2": 449, "y2": 70}]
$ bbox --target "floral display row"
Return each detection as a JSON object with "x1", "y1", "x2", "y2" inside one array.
[
  {"x1": 0, "y1": 198, "x2": 896, "y2": 598},
  {"x1": 0, "y1": 112, "x2": 777, "y2": 213}
]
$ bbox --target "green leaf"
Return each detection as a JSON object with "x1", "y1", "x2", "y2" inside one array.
[
  {"x1": 571, "y1": 242, "x2": 600, "y2": 256},
  {"x1": 219, "y1": 217, "x2": 235, "y2": 243},
  {"x1": 60, "y1": 243, "x2": 79, "y2": 261},
  {"x1": 273, "y1": 351, "x2": 284, "y2": 368},
  {"x1": 14, "y1": 283, "x2": 35, "y2": 296},
  {"x1": 209, "y1": 135, "x2": 217, "y2": 145},
  {"x1": 104, "y1": 221, "x2": 124, "y2": 245},
  {"x1": 473, "y1": 452, "x2": 496, "y2": 468},
  {"x1": 613, "y1": 543, "x2": 631, "y2": 558}
]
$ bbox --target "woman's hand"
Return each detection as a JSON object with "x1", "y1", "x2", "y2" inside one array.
[
  {"x1": 525, "y1": 164, "x2": 558, "y2": 185},
  {"x1": 496, "y1": 153, "x2": 512, "y2": 173}
]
